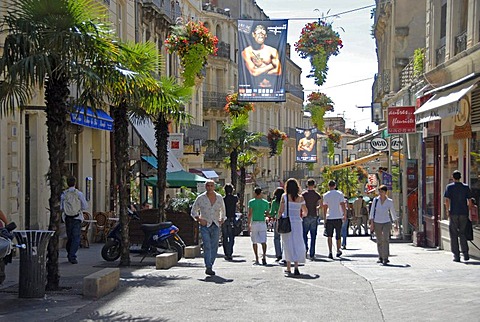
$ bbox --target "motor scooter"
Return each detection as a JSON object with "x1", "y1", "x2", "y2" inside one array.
[
  {"x1": 0, "y1": 222, "x2": 25, "y2": 284},
  {"x1": 101, "y1": 211, "x2": 185, "y2": 262}
]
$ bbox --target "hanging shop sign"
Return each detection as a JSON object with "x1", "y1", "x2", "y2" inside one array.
[
  {"x1": 370, "y1": 137, "x2": 388, "y2": 151},
  {"x1": 388, "y1": 106, "x2": 416, "y2": 134}
]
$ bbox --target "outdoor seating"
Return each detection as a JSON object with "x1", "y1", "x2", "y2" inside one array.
[
  {"x1": 93, "y1": 212, "x2": 108, "y2": 242},
  {"x1": 80, "y1": 211, "x2": 91, "y2": 248}
]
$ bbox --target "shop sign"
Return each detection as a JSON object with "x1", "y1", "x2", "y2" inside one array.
[
  {"x1": 370, "y1": 137, "x2": 388, "y2": 151},
  {"x1": 388, "y1": 106, "x2": 416, "y2": 134},
  {"x1": 391, "y1": 137, "x2": 404, "y2": 151}
]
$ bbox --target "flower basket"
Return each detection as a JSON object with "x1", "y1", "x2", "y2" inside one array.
[
  {"x1": 165, "y1": 20, "x2": 218, "y2": 87},
  {"x1": 327, "y1": 130, "x2": 341, "y2": 144},
  {"x1": 294, "y1": 20, "x2": 343, "y2": 86},
  {"x1": 306, "y1": 92, "x2": 334, "y2": 130},
  {"x1": 224, "y1": 93, "x2": 254, "y2": 117},
  {"x1": 267, "y1": 128, "x2": 287, "y2": 157}
]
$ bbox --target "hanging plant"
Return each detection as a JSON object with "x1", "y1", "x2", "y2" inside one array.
[
  {"x1": 165, "y1": 20, "x2": 218, "y2": 87},
  {"x1": 327, "y1": 130, "x2": 341, "y2": 144},
  {"x1": 294, "y1": 19, "x2": 343, "y2": 86},
  {"x1": 305, "y1": 91, "x2": 334, "y2": 130},
  {"x1": 224, "y1": 92, "x2": 254, "y2": 117},
  {"x1": 267, "y1": 128, "x2": 288, "y2": 157},
  {"x1": 413, "y1": 48, "x2": 425, "y2": 77}
]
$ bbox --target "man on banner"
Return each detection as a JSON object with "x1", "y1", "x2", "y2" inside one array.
[{"x1": 296, "y1": 128, "x2": 317, "y2": 163}]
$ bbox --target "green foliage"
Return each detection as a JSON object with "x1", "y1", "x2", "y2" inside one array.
[
  {"x1": 309, "y1": 105, "x2": 326, "y2": 130},
  {"x1": 413, "y1": 48, "x2": 425, "y2": 77},
  {"x1": 166, "y1": 187, "x2": 199, "y2": 213},
  {"x1": 309, "y1": 51, "x2": 329, "y2": 86},
  {"x1": 320, "y1": 166, "x2": 359, "y2": 197}
]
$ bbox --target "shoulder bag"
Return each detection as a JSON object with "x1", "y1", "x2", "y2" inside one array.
[
  {"x1": 369, "y1": 198, "x2": 378, "y2": 234},
  {"x1": 277, "y1": 195, "x2": 292, "y2": 234}
]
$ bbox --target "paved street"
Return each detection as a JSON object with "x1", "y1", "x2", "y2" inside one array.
[{"x1": 1, "y1": 230, "x2": 479, "y2": 322}]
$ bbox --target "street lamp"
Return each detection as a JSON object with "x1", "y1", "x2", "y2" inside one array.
[{"x1": 184, "y1": 139, "x2": 202, "y2": 155}]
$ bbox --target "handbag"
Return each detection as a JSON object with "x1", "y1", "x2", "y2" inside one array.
[
  {"x1": 466, "y1": 218, "x2": 474, "y2": 241},
  {"x1": 277, "y1": 195, "x2": 291, "y2": 234},
  {"x1": 369, "y1": 198, "x2": 378, "y2": 233}
]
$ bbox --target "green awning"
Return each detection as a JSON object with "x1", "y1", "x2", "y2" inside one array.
[{"x1": 144, "y1": 170, "x2": 208, "y2": 188}]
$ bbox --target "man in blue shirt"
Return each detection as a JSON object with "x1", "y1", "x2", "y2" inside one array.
[{"x1": 444, "y1": 170, "x2": 473, "y2": 262}]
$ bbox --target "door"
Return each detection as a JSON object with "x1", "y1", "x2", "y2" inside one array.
[{"x1": 424, "y1": 137, "x2": 440, "y2": 247}]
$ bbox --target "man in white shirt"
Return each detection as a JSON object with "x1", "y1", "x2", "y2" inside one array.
[
  {"x1": 322, "y1": 180, "x2": 347, "y2": 259},
  {"x1": 191, "y1": 180, "x2": 226, "y2": 276}
]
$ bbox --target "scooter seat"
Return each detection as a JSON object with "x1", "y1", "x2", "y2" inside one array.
[{"x1": 141, "y1": 222, "x2": 173, "y2": 233}]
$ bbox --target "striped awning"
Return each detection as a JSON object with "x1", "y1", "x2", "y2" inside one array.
[{"x1": 329, "y1": 151, "x2": 383, "y2": 171}]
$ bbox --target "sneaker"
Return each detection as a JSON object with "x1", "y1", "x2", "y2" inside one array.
[
  {"x1": 382, "y1": 259, "x2": 389, "y2": 265},
  {"x1": 328, "y1": 253, "x2": 333, "y2": 259},
  {"x1": 376, "y1": 258, "x2": 383, "y2": 264},
  {"x1": 205, "y1": 268, "x2": 216, "y2": 276},
  {"x1": 464, "y1": 253, "x2": 470, "y2": 261},
  {"x1": 275, "y1": 256, "x2": 282, "y2": 262},
  {"x1": 69, "y1": 258, "x2": 78, "y2": 264},
  {"x1": 453, "y1": 255, "x2": 461, "y2": 262},
  {"x1": 336, "y1": 250, "x2": 342, "y2": 257},
  {"x1": 342, "y1": 245, "x2": 347, "y2": 250}
]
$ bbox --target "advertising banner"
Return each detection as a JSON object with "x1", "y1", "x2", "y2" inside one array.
[
  {"x1": 238, "y1": 19, "x2": 287, "y2": 102},
  {"x1": 387, "y1": 106, "x2": 416, "y2": 134},
  {"x1": 295, "y1": 127, "x2": 317, "y2": 163}
]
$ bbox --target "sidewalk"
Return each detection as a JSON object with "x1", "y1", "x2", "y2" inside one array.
[{"x1": 1, "y1": 230, "x2": 479, "y2": 321}]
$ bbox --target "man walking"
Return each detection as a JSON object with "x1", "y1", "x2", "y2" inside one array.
[
  {"x1": 302, "y1": 179, "x2": 322, "y2": 260},
  {"x1": 444, "y1": 170, "x2": 473, "y2": 262},
  {"x1": 322, "y1": 180, "x2": 347, "y2": 259},
  {"x1": 61, "y1": 176, "x2": 88, "y2": 264},
  {"x1": 191, "y1": 180, "x2": 226, "y2": 276},
  {"x1": 222, "y1": 183, "x2": 238, "y2": 260},
  {"x1": 248, "y1": 187, "x2": 270, "y2": 265}
]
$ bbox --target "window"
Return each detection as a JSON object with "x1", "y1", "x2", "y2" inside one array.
[
  {"x1": 440, "y1": 1, "x2": 447, "y2": 43},
  {"x1": 116, "y1": 2, "x2": 124, "y2": 40}
]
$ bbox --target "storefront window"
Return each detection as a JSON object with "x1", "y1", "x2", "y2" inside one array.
[
  {"x1": 470, "y1": 132, "x2": 480, "y2": 206},
  {"x1": 443, "y1": 135, "x2": 466, "y2": 218},
  {"x1": 425, "y1": 141, "x2": 435, "y2": 217}
]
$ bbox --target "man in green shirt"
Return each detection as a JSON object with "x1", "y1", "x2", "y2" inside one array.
[{"x1": 248, "y1": 187, "x2": 270, "y2": 265}]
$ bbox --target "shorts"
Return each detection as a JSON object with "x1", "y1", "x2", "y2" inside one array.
[
  {"x1": 325, "y1": 219, "x2": 342, "y2": 240},
  {"x1": 250, "y1": 221, "x2": 267, "y2": 244}
]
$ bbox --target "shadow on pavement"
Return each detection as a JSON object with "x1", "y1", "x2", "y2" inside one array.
[
  {"x1": 347, "y1": 253, "x2": 379, "y2": 258},
  {"x1": 285, "y1": 273, "x2": 320, "y2": 279},
  {"x1": 121, "y1": 273, "x2": 190, "y2": 288},
  {"x1": 85, "y1": 310, "x2": 168, "y2": 322},
  {"x1": 381, "y1": 263, "x2": 411, "y2": 268},
  {"x1": 464, "y1": 261, "x2": 480, "y2": 265},
  {"x1": 198, "y1": 276, "x2": 234, "y2": 284}
]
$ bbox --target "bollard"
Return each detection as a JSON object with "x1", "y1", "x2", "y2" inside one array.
[{"x1": 14, "y1": 230, "x2": 55, "y2": 298}]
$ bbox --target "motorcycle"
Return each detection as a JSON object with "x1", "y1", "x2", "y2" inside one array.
[
  {"x1": 0, "y1": 222, "x2": 24, "y2": 284},
  {"x1": 101, "y1": 211, "x2": 185, "y2": 262}
]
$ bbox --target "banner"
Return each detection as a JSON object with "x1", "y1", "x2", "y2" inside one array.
[
  {"x1": 238, "y1": 20, "x2": 287, "y2": 102},
  {"x1": 295, "y1": 128, "x2": 317, "y2": 163},
  {"x1": 387, "y1": 106, "x2": 416, "y2": 134}
]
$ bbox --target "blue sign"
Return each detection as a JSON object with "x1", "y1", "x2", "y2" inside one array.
[
  {"x1": 70, "y1": 106, "x2": 114, "y2": 132},
  {"x1": 382, "y1": 172, "x2": 393, "y2": 190}
]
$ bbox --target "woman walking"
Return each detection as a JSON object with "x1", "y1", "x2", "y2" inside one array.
[
  {"x1": 369, "y1": 185, "x2": 398, "y2": 265},
  {"x1": 270, "y1": 187, "x2": 284, "y2": 261},
  {"x1": 278, "y1": 178, "x2": 307, "y2": 275}
]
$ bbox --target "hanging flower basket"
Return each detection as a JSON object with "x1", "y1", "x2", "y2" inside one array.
[
  {"x1": 267, "y1": 128, "x2": 288, "y2": 157},
  {"x1": 294, "y1": 20, "x2": 343, "y2": 86},
  {"x1": 224, "y1": 93, "x2": 254, "y2": 117},
  {"x1": 306, "y1": 92, "x2": 334, "y2": 130},
  {"x1": 165, "y1": 20, "x2": 218, "y2": 87},
  {"x1": 327, "y1": 130, "x2": 342, "y2": 144}
]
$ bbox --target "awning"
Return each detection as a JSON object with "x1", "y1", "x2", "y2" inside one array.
[
  {"x1": 142, "y1": 155, "x2": 183, "y2": 173},
  {"x1": 70, "y1": 106, "x2": 113, "y2": 131},
  {"x1": 144, "y1": 170, "x2": 208, "y2": 188},
  {"x1": 189, "y1": 168, "x2": 219, "y2": 179},
  {"x1": 329, "y1": 151, "x2": 383, "y2": 171},
  {"x1": 414, "y1": 77, "x2": 479, "y2": 124},
  {"x1": 347, "y1": 128, "x2": 387, "y2": 145}
]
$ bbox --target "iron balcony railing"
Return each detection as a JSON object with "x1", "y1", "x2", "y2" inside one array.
[{"x1": 203, "y1": 91, "x2": 229, "y2": 110}]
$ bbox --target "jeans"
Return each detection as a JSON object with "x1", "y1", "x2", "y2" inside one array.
[
  {"x1": 65, "y1": 217, "x2": 81, "y2": 260},
  {"x1": 449, "y1": 215, "x2": 469, "y2": 258},
  {"x1": 303, "y1": 216, "x2": 318, "y2": 257},
  {"x1": 200, "y1": 223, "x2": 220, "y2": 269},
  {"x1": 341, "y1": 219, "x2": 349, "y2": 247},
  {"x1": 374, "y1": 222, "x2": 391, "y2": 260},
  {"x1": 222, "y1": 218, "x2": 235, "y2": 257},
  {"x1": 273, "y1": 221, "x2": 282, "y2": 258}
]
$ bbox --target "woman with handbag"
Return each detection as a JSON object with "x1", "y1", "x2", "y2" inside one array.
[
  {"x1": 369, "y1": 185, "x2": 398, "y2": 265},
  {"x1": 277, "y1": 178, "x2": 308, "y2": 276},
  {"x1": 270, "y1": 187, "x2": 285, "y2": 262}
]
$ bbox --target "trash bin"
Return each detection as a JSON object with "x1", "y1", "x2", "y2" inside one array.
[{"x1": 14, "y1": 230, "x2": 55, "y2": 298}]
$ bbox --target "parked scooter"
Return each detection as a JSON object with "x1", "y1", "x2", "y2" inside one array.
[
  {"x1": 0, "y1": 222, "x2": 25, "y2": 284},
  {"x1": 101, "y1": 210, "x2": 185, "y2": 262}
]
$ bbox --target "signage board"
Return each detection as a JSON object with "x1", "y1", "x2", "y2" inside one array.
[
  {"x1": 388, "y1": 106, "x2": 416, "y2": 134},
  {"x1": 370, "y1": 137, "x2": 388, "y2": 151},
  {"x1": 391, "y1": 137, "x2": 404, "y2": 151}
]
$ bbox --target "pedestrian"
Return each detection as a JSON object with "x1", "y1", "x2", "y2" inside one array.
[
  {"x1": 248, "y1": 187, "x2": 270, "y2": 265},
  {"x1": 302, "y1": 179, "x2": 322, "y2": 260},
  {"x1": 353, "y1": 195, "x2": 368, "y2": 235},
  {"x1": 369, "y1": 185, "x2": 398, "y2": 265},
  {"x1": 270, "y1": 187, "x2": 285, "y2": 262},
  {"x1": 444, "y1": 170, "x2": 473, "y2": 262},
  {"x1": 0, "y1": 209, "x2": 8, "y2": 228},
  {"x1": 222, "y1": 183, "x2": 238, "y2": 261},
  {"x1": 322, "y1": 180, "x2": 347, "y2": 259},
  {"x1": 278, "y1": 178, "x2": 307, "y2": 275},
  {"x1": 341, "y1": 199, "x2": 351, "y2": 249},
  {"x1": 61, "y1": 176, "x2": 88, "y2": 264},
  {"x1": 191, "y1": 180, "x2": 226, "y2": 276}
]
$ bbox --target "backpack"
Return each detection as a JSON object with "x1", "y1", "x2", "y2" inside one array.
[{"x1": 63, "y1": 189, "x2": 82, "y2": 217}]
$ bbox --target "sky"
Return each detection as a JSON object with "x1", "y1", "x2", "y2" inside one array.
[{"x1": 255, "y1": 0, "x2": 378, "y2": 134}]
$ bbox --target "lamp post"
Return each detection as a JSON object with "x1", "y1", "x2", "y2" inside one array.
[{"x1": 184, "y1": 139, "x2": 202, "y2": 155}]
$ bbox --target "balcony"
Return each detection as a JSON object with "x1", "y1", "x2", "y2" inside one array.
[
  {"x1": 183, "y1": 124, "x2": 208, "y2": 144},
  {"x1": 202, "y1": 3, "x2": 231, "y2": 17},
  {"x1": 203, "y1": 91, "x2": 229, "y2": 110},
  {"x1": 204, "y1": 139, "x2": 228, "y2": 161},
  {"x1": 216, "y1": 41, "x2": 230, "y2": 60},
  {"x1": 141, "y1": 0, "x2": 181, "y2": 23},
  {"x1": 399, "y1": 58, "x2": 414, "y2": 88},
  {"x1": 285, "y1": 82, "x2": 304, "y2": 101},
  {"x1": 455, "y1": 31, "x2": 467, "y2": 55},
  {"x1": 436, "y1": 45, "x2": 446, "y2": 66}
]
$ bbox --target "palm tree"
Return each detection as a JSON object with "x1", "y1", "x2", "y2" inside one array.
[
  {"x1": 0, "y1": 0, "x2": 119, "y2": 290},
  {"x1": 222, "y1": 114, "x2": 263, "y2": 212}
]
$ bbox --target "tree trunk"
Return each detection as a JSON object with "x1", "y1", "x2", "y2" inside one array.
[
  {"x1": 154, "y1": 114, "x2": 169, "y2": 222},
  {"x1": 230, "y1": 149, "x2": 238, "y2": 190},
  {"x1": 45, "y1": 75, "x2": 69, "y2": 291},
  {"x1": 113, "y1": 103, "x2": 131, "y2": 266},
  {"x1": 238, "y1": 166, "x2": 247, "y2": 214}
]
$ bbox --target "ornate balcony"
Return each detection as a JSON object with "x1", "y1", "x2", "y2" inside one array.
[
  {"x1": 141, "y1": 0, "x2": 181, "y2": 24},
  {"x1": 285, "y1": 82, "x2": 304, "y2": 101},
  {"x1": 400, "y1": 58, "x2": 414, "y2": 88},
  {"x1": 216, "y1": 41, "x2": 230, "y2": 60}
]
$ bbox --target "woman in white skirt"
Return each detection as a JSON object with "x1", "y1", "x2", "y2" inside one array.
[{"x1": 278, "y1": 178, "x2": 308, "y2": 276}]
